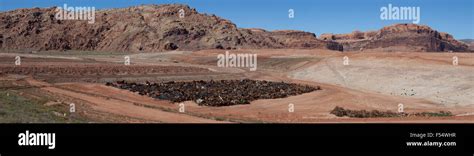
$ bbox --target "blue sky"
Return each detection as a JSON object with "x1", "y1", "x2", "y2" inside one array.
[{"x1": 1, "y1": 0, "x2": 473, "y2": 39}]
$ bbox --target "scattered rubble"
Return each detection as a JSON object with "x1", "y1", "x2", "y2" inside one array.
[
  {"x1": 106, "y1": 79, "x2": 320, "y2": 106},
  {"x1": 330, "y1": 106, "x2": 452, "y2": 118}
]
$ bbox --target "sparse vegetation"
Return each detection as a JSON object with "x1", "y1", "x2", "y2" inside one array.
[
  {"x1": 0, "y1": 82, "x2": 90, "y2": 123},
  {"x1": 330, "y1": 106, "x2": 453, "y2": 118}
]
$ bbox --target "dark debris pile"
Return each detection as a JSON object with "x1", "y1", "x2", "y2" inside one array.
[
  {"x1": 330, "y1": 106, "x2": 453, "y2": 118},
  {"x1": 106, "y1": 79, "x2": 320, "y2": 107}
]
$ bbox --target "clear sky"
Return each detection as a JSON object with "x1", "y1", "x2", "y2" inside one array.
[{"x1": 1, "y1": 0, "x2": 473, "y2": 39}]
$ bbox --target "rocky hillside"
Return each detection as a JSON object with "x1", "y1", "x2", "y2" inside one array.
[
  {"x1": 0, "y1": 5, "x2": 468, "y2": 53},
  {"x1": 460, "y1": 39, "x2": 474, "y2": 51},
  {"x1": 0, "y1": 4, "x2": 342, "y2": 52},
  {"x1": 319, "y1": 24, "x2": 469, "y2": 52}
]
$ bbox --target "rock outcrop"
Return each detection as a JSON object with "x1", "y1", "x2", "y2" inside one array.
[
  {"x1": 320, "y1": 24, "x2": 469, "y2": 52},
  {"x1": 460, "y1": 39, "x2": 474, "y2": 51},
  {"x1": 0, "y1": 5, "x2": 468, "y2": 53},
  {"x1": 0, "y1": 4, "x2": 342, "y2": 52}
]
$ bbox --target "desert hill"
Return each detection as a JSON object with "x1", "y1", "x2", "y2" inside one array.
[
  {"x1": 460, "y1": 39, "x2": 474, "y2": 51},
  {"x1": 0, "y1": 4, "x2": 341, "y2": 52},
  {"x1": 0, "y1": 4, "x2": 469, "y2": 52},
  {"x1": 319, "y1": 24, "x2": 469, "y2": 52}
]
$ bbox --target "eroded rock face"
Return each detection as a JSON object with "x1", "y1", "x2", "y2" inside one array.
[
  {"x1": 269, "y1": 30, "x2": 343, "y2": 51},
  {"x1": 319, "y1": 24, "x2": 469, "y2": 52},
  {"x1": 460, "y1": 39, "x2": 474, "y2": 51},
  {"x1": 0, "y1": 4, "x2": 342, "y2": 52}
]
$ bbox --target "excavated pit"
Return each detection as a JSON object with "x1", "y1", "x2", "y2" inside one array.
[{"x1": 106, "y1": 79, "x2": 320, "y2": 107}]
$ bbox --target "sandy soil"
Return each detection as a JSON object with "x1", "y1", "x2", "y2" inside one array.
[
  {"x1": 1, "y1": 49, "x2": 473, "y2": 123},
  {"x1": 25, "y1": 78, "x2": 227, "y2": 123},
  {"x1": 290, "y1": 52, "x2": 474, "y2": 106}
]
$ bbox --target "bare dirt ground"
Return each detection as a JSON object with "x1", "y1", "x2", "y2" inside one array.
[{"x1": 1, "y1": 49, "x2": 473, "y2": 123}]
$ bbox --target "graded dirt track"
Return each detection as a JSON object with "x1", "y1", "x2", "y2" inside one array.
[{"x1": 0, "y1": 49, "x2": 473, "y2": 123}]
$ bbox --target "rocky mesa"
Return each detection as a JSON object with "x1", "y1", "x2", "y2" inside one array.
[
  {"x1": 460, "y1": 39, "x2": 474, "y2": 51},
  {"x1": 319, "y1": 24, "x2": 469, "y2": 52}
]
